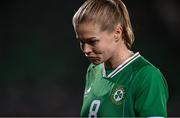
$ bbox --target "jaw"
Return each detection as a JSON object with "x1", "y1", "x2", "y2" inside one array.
[{"x1": 89, "y1": 58, "x2": 102, "y2": 65}]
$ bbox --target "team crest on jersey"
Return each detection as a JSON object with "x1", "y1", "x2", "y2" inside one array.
[{"x1": 110, "y1": 86, "x2": 126, "y2": 105}]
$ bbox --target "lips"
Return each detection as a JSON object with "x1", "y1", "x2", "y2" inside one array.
[
  {"x1": 87, "y1": 56, "x2": 98, "y2": 61},
  {"x1": 87, "y1": 56, "x2": 96, "y2": 59},
  {"x1": 85, "y1": 54, "x2": 99, "y2": 61}
]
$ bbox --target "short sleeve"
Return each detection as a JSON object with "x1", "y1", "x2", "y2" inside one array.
[{"x1": 134, "y1": 66, "x2": 168, "y2": 117}]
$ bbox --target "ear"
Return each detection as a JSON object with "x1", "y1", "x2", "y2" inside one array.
[{"x1": 114, "y1": 24, "x2": 122, "y2": 42}]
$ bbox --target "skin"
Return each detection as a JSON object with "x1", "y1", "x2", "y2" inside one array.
[{"x1": 74, "y1": 21, "x2": 133, "y2": 69}]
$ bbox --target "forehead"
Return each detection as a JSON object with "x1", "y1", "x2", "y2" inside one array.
[
  {"x1": 75, "y1": 22, "x2": 101, "y2": 38},
  {"x1": 76, "y1": 22, "x2": 101, "y2": 33}
]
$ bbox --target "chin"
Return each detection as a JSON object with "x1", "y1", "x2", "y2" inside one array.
[{"x1": 91, "y1": 60, "x2": 103, "y2": 65}]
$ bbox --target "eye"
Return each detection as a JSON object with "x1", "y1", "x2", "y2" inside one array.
[{"x1": 87, "y1": 40, "x2": 98, "y2": 46}]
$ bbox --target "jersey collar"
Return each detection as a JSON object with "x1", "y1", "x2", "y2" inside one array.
[{"x1": 102, "y1": 52, "x2": 141, "y2": 78}]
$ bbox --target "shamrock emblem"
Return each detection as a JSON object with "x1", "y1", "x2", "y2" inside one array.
[
  {"x1": 111, "y1": 86, "x2": 126, "y2": 105},
  {"x1": 114, "y1": 89, "x2": 123, "y2": 102}
]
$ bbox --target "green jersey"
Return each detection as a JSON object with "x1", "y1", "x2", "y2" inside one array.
[{"x1": 80, "y1": 52, "x2": 168, "y2": 117}]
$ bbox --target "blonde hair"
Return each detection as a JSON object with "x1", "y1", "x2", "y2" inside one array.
[{"x1": 72, "y1": 0, "x2": 134, "y2": 49}]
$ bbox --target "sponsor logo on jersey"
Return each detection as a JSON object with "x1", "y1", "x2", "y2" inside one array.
[
  {"x1": 110, "y1": 86, "x2": 126, "y2": 105},
  {"x1": 84, "y1": 87, "x2": 91, "y2": 97}
]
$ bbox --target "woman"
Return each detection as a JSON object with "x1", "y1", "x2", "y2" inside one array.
[{"x1": 72, "y1": 0, "x2": 168, "y2": 117}]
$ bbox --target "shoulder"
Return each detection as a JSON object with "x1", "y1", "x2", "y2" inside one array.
[
  {"x1": 132, "y1": 56, "x2": 163, "y2": 78},
  {"x1": 131, "y1": 56, "x2": 168, "y2": 96},
  {"x1": 130, "y1": 56, "x2": 168, "y2": 91},
  {"x1": 130, "y1": 55, "x2": 163, "y2": 77}
]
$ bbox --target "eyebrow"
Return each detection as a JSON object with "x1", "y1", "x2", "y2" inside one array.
[{"x1": 78, "y1": 37, "x2": 96, "y2": 41}]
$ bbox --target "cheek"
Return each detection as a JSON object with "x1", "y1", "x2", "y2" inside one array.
[
  {"x1": 93, "y1": 37, "x2": 115, "y2": 54},
  {"x1": 94, "y1": 46, "x2": 113, "y2": 59},
  {"x1": 93, "y1": 45, "x2": 104, "y2": 54},
  {"x1": 101, "y1": 44, "x2": 116, "y2": 58},
  {"x1": 93, "y1": 43, "x2": 108, "y2": 53}
]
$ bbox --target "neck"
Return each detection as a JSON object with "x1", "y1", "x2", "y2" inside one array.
[{"x1": 105, "y1": 48, "x2": 133, "y2": 69}]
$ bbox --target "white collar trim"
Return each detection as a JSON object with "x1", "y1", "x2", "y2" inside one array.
[{"x1": 102, "y1": 52, "x2": 140, "y2": 78}]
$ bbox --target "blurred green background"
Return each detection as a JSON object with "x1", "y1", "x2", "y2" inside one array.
[{"x1": 0, "y1": 0, "x2": 180, "y2": 116}]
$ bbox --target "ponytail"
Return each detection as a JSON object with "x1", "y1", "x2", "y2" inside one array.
[{"x1": 113, "y1": 0, "x2": 134, "y2": 49}]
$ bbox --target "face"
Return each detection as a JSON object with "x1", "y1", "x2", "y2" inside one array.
[{"x1": 75, "y1": 22, "x2": 121, "y2": 65}]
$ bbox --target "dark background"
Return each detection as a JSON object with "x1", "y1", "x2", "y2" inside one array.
[{"x1": 0, "y1": 0, "x2": 180, "y2": 116}]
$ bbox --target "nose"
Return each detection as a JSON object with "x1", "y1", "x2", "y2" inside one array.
[{"x1": 81, "y1": 43, "x2": 92, "y2": 56}]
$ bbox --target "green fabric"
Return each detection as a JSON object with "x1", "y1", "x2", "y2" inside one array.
[
  {"x1": 81, "y1": 55, "x2": 168, "y2": 117},
  {"x1": 105, "y1": 68, "x2": 114, "y2": 76}
]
